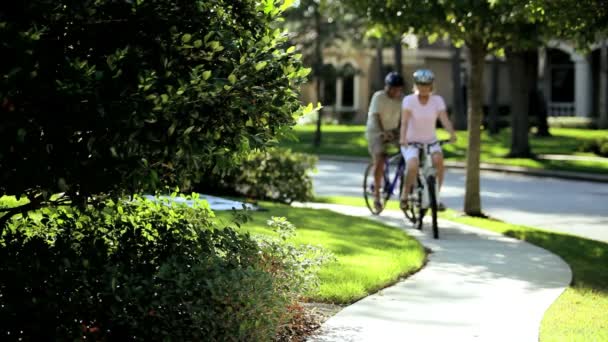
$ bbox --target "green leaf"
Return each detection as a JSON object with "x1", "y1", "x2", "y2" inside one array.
[
  {"x1": 203, "y1": 70, "x2": 212, "y2": 80},
  {"x1": 297, "y1": 67, "x2": 311, "y2": 77},
  {"x1": 194, "y1": 40, "x2": 202, "y2": 48},
  {"x1": 182, "y1": 34, "x2": 192, "y2": 43},
  {"x1": 280, "y1": 0, "x2": 295, "y2": 12},
  {"x1": 168, "y1": 123, "x2": 176, "y2": 136},
  {"x1": 264, "y1": 0, "x2": 274, "y2": 14},
  {"x1": 184, "y1": 126, "x2": 195, "y2": 135},
  {"x1": 228, "y1": 74, "x2": 237, "y2": 84},
  {"x1": 209, "y1": 41, "x2": 221, "y2": 50},
  {"x1": 255, "y1": 61, "x2": 267, "y2": 71}
]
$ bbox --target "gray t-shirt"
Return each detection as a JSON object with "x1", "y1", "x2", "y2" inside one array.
[{"x1": 366, "y1": 90, "x2": 402, "y2": 136}]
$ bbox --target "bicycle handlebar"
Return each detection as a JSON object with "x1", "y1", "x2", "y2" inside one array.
[{"x1": 407, "y1": 139, "x2": 451, "y2": 148}]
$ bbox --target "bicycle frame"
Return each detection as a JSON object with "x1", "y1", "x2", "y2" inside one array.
[
  {"x1": 411, "y1": 143, "x2": 439, "y2": 209},
  {"x1": 363, "y1": 151, "x2": 405, "y2": 215},
  {"x1": 406, "y1": 140, "x2": 448, "y2": 239},
  {"x1": 383, "y1": 153, "x2": 405, "y2": 198}
]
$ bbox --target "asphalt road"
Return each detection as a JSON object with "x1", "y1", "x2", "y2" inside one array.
[{"x1": 313, "y1": 160, "x2": 608, "y2": 243}]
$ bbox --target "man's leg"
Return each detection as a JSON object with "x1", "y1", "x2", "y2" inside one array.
[
  {"x1": 369, "y1": 135, "x2": 386, "y2": 208},
  {"x1": 373, "y1": 153, "x2": 385, "y2": 204}
]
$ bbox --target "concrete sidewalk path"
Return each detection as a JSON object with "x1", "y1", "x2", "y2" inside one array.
[{"x1": 301, "y1": 204, "x2": 572, "y2": 342}]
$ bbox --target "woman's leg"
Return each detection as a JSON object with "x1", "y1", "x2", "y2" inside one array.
[
  {"x1": 431, "y1": 152, "x2": 445, "y2": 191},
  {"x1": 431, "y1": 152, "x2": 447, "y2": 209}
]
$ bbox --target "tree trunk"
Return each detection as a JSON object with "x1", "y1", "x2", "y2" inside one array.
[
  {"x1": 599, "y1": 42, "x2": 608, "y2": 129},
  {"x1": 506, "y1": 48, "x2": 533, "y2": 157},
  {"x1": 313, "y1": 6, "x2": 323, "y2": 148},
  {"x1": 535, "y1": 89, "x2": 550, "y2": 136},
  {"x1": 394, "y1": 39, "x2": 403, "y2": 76},
  {"x1": 376, "y1": 39, "x2": 384, "y2": 90},
  {"x1": 451, "y1": 45, "x2": 467, "y2": 130},
  {"x1": 488, "y1": 55, "x2": 500, "y2": 135},
  {"x1": 536, "y1": 48, "x2": 551, "y2": 136},
  {"x1": 463, "y1": 39, "x2": 486, "y2": 216}
]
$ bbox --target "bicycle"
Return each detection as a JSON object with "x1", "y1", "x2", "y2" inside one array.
[
  {"x1": 363, "y1": 139, "x2": 450, "y2": 239},
  {"x1": 402, "y1": 139, "x2": 451, "y2": 239},
  {"x1": 363, "y1": 151, "x2": 405, "y2": 215}
]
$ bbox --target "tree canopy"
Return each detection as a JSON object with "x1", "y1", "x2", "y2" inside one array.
[
  {"x1": 342, "y1": 0, "x2": 557, "y2": 215},
  {"x1": 0, "y1": 0, "x2": 308, "y2": 221}
]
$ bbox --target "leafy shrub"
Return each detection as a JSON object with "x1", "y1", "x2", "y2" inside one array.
[
  {"x1": 0, "y1": 0, "x2": 308, "y2": 225},
  {"x1": 256, "y1": 217, "x2": 335, "y2": 296},
  {"x1": 254, "y1": 217, "x2": 336, "y2": 341},
  {"x1": 0, "y1": 195, "x2": 303, "y2": 341},
  {"x1": 580, "y1": 136, "x2": 608, "y2": 157},
  {"x1": 199, "y1": 148, "x2": 317, "y2": 204}
]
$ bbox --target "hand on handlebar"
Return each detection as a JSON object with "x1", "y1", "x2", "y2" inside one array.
[{"x1": 380, "y1": 130, "x2": 397, "y2": 142}]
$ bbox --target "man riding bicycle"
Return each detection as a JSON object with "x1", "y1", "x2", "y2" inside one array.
[
  {"x1": 365, "y1": 72, "x2": 405, "y2": 212},
  {"x1": 399, "y1": 69, "x2": 457, "y2": 211}
]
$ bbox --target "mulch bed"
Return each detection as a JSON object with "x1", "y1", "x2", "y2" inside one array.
[{"x1": 275, "y1": 302, "x2": 344, "y2": 341}]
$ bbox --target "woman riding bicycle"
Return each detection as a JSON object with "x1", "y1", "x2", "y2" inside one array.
[{"x1": 399, "y1": 69, "x2": 457, "y2": 211}]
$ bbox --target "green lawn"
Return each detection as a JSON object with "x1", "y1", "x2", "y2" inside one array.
[
  {"x1": 212, "y1": 202, "x2": 425, "y2": 304},
  {"x1": 315, "y1": 195, "x2": 608, "y2": 342},
  {"x1": 282, "y1": 125, "x2": 608, "y2": 174}
]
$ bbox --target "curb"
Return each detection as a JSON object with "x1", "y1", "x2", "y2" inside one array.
[{"x1": 318, "y1": 155, "x2": 608, "y2": 183}]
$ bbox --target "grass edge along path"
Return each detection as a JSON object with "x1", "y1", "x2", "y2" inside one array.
[
  {"x1": 282, "y1": 125, "x2": 608, "y2": 175},
  {"x1": 212, "y1": 202, "x2": 426, "y2": 305},
  {"x1": 314, "y1": 195, "x2": 608, "y2": 342}
]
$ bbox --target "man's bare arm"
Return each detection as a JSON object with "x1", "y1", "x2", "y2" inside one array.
[{"x1": 372, "y1": 112, "x2": 385, "y2": 132}]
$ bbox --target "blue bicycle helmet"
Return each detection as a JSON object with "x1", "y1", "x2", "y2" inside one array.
[
  {"x1": 384, "y1": 72, "x2": 404, "y2": 87},
  {"x1": 412, "y1": 69, "x2": 435, "y2": 84}
]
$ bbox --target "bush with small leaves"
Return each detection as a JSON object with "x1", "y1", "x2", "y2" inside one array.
[
  {"x1": 579, "y1": 136, "x2": 608, "y2": 157},
  {"x1": 199, "y1": 148, "x2": 317, "y2": 204},
  {"x1": 0, "y1": 0, "x2": 309, "y2": 228},
  {"x1": 0, "y1": 195, "x2": 296, "y2": 341}
]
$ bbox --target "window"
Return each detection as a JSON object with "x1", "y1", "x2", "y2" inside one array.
[
  {"x1": 321, "y1": 64, "x2": 337, "y2": 106},
  {"x1": 342, "y1": 63, "x2": 356, "y2": 108}
]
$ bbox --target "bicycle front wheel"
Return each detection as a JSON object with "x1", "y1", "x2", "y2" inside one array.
[
  {"x1": 427, "y1": 175, "x2": 439, "y2": 239},
  {"x1": 363, "y1": 162, "x2": 385, "y2": 215}
]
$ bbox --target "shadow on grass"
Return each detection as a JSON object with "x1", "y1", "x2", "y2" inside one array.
[{"x1": 503, "y1": 229, "x2": 608, "y2": 293}]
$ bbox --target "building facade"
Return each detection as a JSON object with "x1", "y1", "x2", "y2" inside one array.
[{"x1": 300, "y1": 37, "x2": 608, "y2": 125}]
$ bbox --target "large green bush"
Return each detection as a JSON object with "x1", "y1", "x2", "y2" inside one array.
[
  {"x1": 0, "y1": 0, "x2": 308, "y2": 226},
  {"x1": 0, "y1": 196, "x2": 304, "y2": 341},
  {"x1": 199, "y1": 148, "x2": 317, "y2": 204}
]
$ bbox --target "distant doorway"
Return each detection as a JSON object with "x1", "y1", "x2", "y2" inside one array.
[{"x1": 547, "y1": 48, "x2": 575, "y2": 116}]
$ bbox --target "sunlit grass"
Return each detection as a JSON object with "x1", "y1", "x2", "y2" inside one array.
[
  {"x1": 316, "y1": 195, "x2": 608, "y2": 341},
  {"x1": 212, "y1": 202, "x2": 425, "y2": 304}
]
